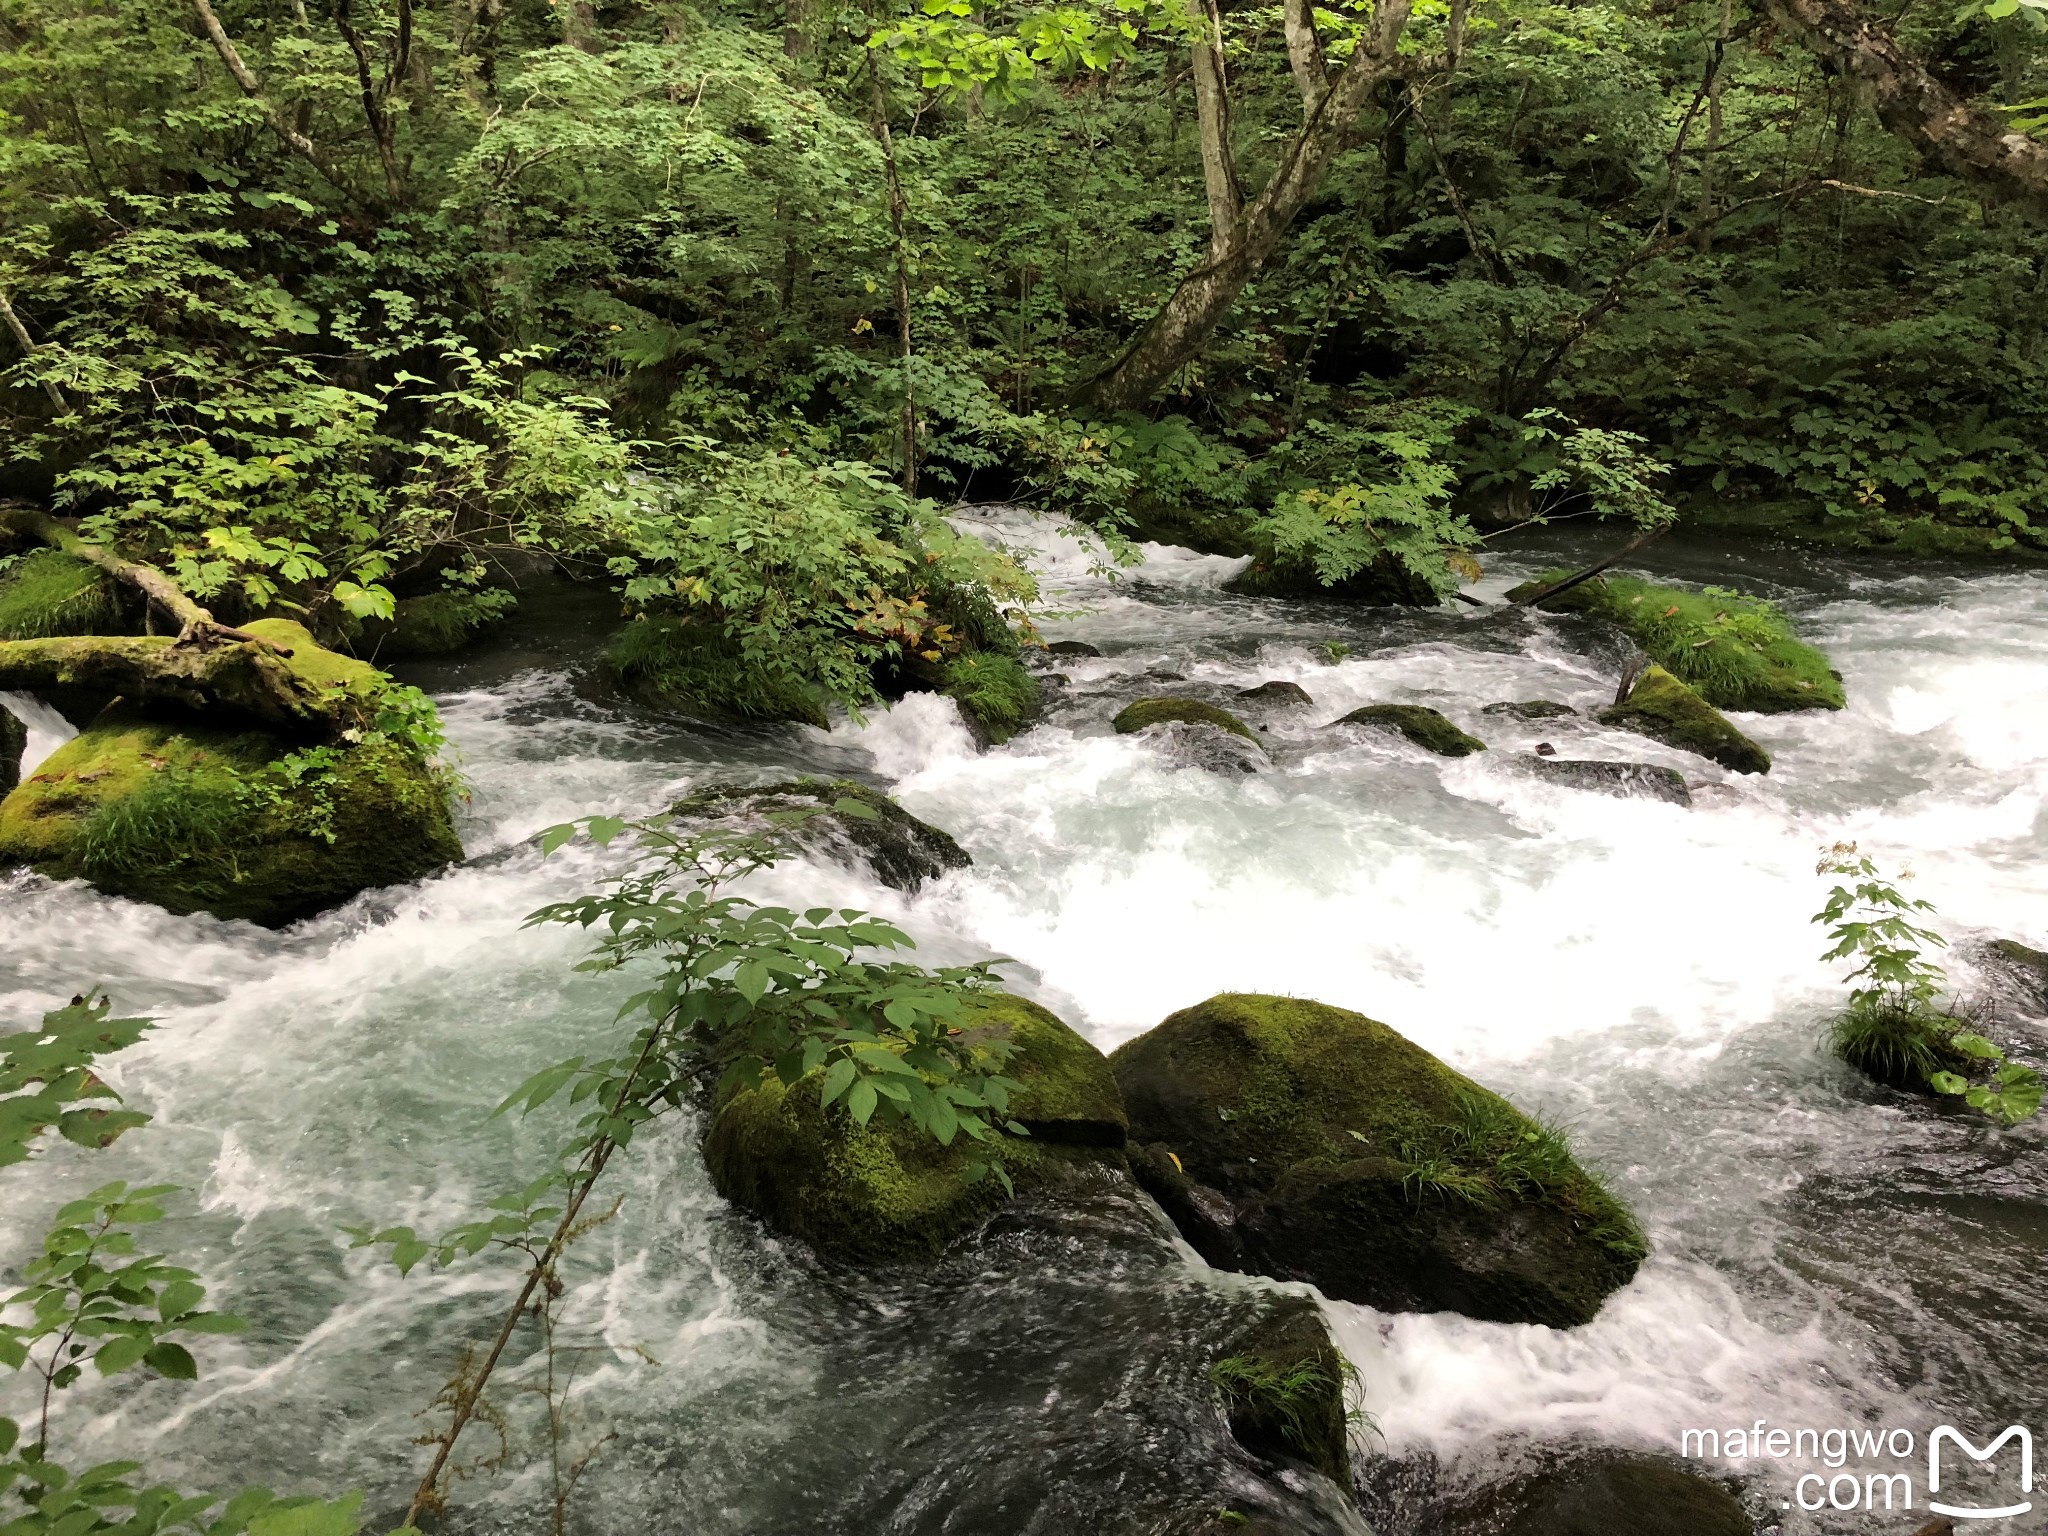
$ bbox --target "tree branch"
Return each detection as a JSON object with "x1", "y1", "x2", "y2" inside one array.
[
  {"x1": 0, "y1": 291, "x2": 67, "y2": 413},
  {"x1": 189, "y1": 0, "x2": 369, "y2": 205}
]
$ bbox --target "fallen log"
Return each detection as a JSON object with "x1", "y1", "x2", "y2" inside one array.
[{"x1": 0, "y1": 633, "x2": 347, "y2": 736}]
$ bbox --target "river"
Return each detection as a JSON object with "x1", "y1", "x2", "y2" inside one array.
[{"x1": 3, "y1": 508, "x2": 2045, "y2": 1534}]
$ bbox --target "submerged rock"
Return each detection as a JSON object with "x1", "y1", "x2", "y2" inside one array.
[
  {"x1": 1521, "y1": 756, "x2": 1693, "y2": 806},
  {"x1": 1046, "y1": 640, "x2": 1103, "y2": 659},
  {"x1": 1113, "y1": 994, "x2": 1646, "y2": 1327},
  {"x1": 1332, "y1": 704, "x2": 1486, "y2": 758},
  {"x1": 704, "y1": 993, "x2": 1127, "y2": 1262},
  {"x1": 671, "y1": 779, "x2": 969, "y2": 893},
  {"x1": 1115, "y1": 697, "x2": 1260, "y2": 743},
  {"x1": 1599, "y1": 666, "x2": 1770, "y2": 775},
  {"x1": 1482, "y1": 699, "x2": 1579, "y2": 720},
  {"x1": 1210, "y1": 1296, "x2": 1353, "y2": 1487},
  {"x1": 0, "y1": 702, "x2": 23, "y2": 798},
  {"x1": 1237, "y1": 680, "x2": 1314, "y2": 708},
  {"x1": 0, "y1": 621, "x2": 462, "y2": 925},
  {"x1": 1509, "y1": 571, "x2": 1844, "y2": 713},
  {"x1": 1437, "y1": 1452, "x2": 1752, "y2": 1536},
  {"x1": 1981, "y1": 937, "x2": 2048, "y2": 1012},
  {"x1": 943, "y1": 651, "x2": 1043, "y2": 746}
]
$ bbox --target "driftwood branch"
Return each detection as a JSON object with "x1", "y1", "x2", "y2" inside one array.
[
  {"x1": 1510, "y1": 526, "x2": 1667, "y2": 608},
  {"x1": 0, "y1": 291, "x2": 68, "y2": 413}
]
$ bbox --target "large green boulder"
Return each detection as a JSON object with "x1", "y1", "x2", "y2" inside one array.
[
  {"x1": 1113, "y1": 995, "x2": 1646, "y2": 1328},
  {"x1": 1510, "y1": 572, "x2": 1843, "y2": 713},
  {"x1": 672, "y1": 779, "x2": 969, "y2": 893},
  {"x1": 1599, "y1": 666, "x2": 1771, "y2": 775},
  {"x1": 703, "y1": 994, "x2": 1127, "y2": 1263},
  {"x1": 0, "y1": 702, "x2": 23, "y2": 798},
  {"x1": 1225, "y1": 550, "x2": 1440, "y2": 607},
  {"x1": 0, "y1": 621, "x2": 462, "y2": 925},
  {"x1": 1333, "y1": 703, "x2": 1486, "y2": 757}
]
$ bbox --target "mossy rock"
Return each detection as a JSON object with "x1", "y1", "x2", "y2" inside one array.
[
  {"x1": 1509, "y1": 572, "x2": 1843, "y2": 713},
  {"x1": 703, "y1": 994, "x2": 1128, "y2": 1263},
  {"x1": 606, "y1": 616, "x2": 826, "y2": 729},
  {"x1": 1225, "y1": 550, "x2": 1440, "y2": 607},
  {"x1": 0, "y1": 702, "x2": 24, "y2": 798},
  {"x1": 1333, "y1": 704, "x2": 1486, "y2": 758},
  {"x1": 1523, "y1": 756, "x2": 1692, "y2": 806},
  {"x1": 943, "y1": 651, "x2": 1042, "y2": 745},
  {"x1": 1236, "y1": 681, "x2": 1314, "y2": 708},
  {"x1": 1046, "y1": 639, "x2": 1102, "y2": 659},
  {"x1": 0, "y1": 700, "x2": 462, "y2": 925},
  {"x1": 1482, "y1": 699, "x2": 1579, "y2": 720},
  {"x1": 0, "y1": 551, "x2": 123, "y2": 640},
  {"x1": 671, "y1": 779, "x2": 969, "y2": 893},
  {"x1": 1210, "y1": 1297, "x2": 1353, "y2": 1486},
  {"x1": 1114, "y1": 697, "x2": 1259, "y2": 743},
  {"x1": 351, "y1": 589, "x2": 516, "y2": 660},
  {"x1": 1112, "y1": 995, "x2": 1646, "y2": 1328},
  {"x1": 1599, "y1": 666, "x2": 1770, "y2": 775}
]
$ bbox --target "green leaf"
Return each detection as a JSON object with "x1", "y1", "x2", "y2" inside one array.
[
  {"x1": 846, "y1": 1078, "x2": 878, "y2": 1127},
  {"x1": 93, "y1": 1333, "x2": 152, "y2": 1375},
  {"x1": 833, "y1": 796, "x2": 882, "y2": 821},
  {"x1": 158, "y1": 1278, "x2": 205, "y2": 1321},
  {"x1": 1927, "y1": 1071, "x2": 1969, "y2": 1095},
  {"x1": 819, "y1": 1057, "x2": 858, "y2": 1107},
  {"x1": 144, "y1": 1341, "x2": 198, "y2": 1380}
]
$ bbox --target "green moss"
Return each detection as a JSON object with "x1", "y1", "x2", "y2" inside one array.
[
  {"x1": 0, "y1": 704, "x2": 462, "y2": 925},
  {"x1": 0, "y1": 703, "x2": 24, "y2": 798},
  {"x1": 0, "y1": 551, "x2": 119, "y2": 639},
  {"x1": 1598, "y1": 666, "x2": 1771, "y2": 775},
  {"x1": 352, "y1": 589, "x2": 516, "y2": 659},
  {"x1": 1209, "y1": 1301, "x2": 1354, "y2": 1485},
  {"x1": 1511, "y1": 572, "x2": 1844, "y2": 713},
  {"x1": 1113, "y1": 697, "x2": 1259, "y2": 742},
  {"x1": 703, "y1": 994, "x2": 1126, "y2": 1262},
  {"x1": 606, "y1": 616, "x2": 827, "y2": 728},
  {"x1": 1112, "y1": 994, "x2": 1645, "y2": 1326},
  {"x1": 942, "y1": 651, "x2": 1041, "y2": 744},
  {"x1": 1334, "y1": 703, "x2": 1486, "y2": 757},
  {"x1": 1225, "y1": 550, "x2": 1440, "y2": 606}
]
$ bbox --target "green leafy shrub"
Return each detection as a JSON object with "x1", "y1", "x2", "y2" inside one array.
[{"x1": 942, "y1": 652, "x2": 1041, "y2": 743}]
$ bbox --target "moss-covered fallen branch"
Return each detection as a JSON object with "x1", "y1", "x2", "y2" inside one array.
[{"x1": 0, "y1": 632, "x2": 350, "y2": 737}]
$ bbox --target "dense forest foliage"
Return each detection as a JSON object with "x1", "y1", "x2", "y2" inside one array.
[{"x1": 1, "y1": 0, "x2": 2045, "y2": 710}]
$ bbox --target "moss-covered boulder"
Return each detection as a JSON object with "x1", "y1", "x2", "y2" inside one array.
[
  {"x1": 1523, "y1": 756, "x2": 1693, "y2": 806},
  {"x1": 1045, "y1": 639, "x2": 1102, "y2": 659},
  {"x1": 1113, "y1": 995, "x2": 1646, "y2": 1328},
  {"x1": 0, "y1": 701, "x2": 24, "y2": 798},
  {"x1": 0, "y1": 621, "x2": 461, "y2": 924},
  {"x1": 1599, "y1": 666, "x2": 1770, "y2": 774},
  {"x1": 0, "y1": 551, "x2": 122, "y2": 640},
  {"x1": 1333, "y1": 704, "x2": 1486, "y2": 757},
  {"x1": 1510, "y1": 572, "x2": 1843, "y2": 713},
  {"x1": 1225, "y1": 550, "x2": 1440, "y2": 607},
  {"x1": 703, "y1": 993, "x2": 1127, "y2": 1262},
  {"x1": 1210, "y1": 1297, "x2": 1353, "y2": 1486},
  {"x1": 1114, "y1": 697, "x2": 1259, "y2": 743},
  {"x1": 943, "y1": 651, "x2": 1042, "y2": 746},
  {"x1": 606, "y1": 616, "x2": 827, "y2": 728},
  {"x1": 351, "y1": 589, "x2": 516, "y2": 660},
  {"x1": 672, "y1": 779, "x2": 969, "y2": 893},
  {"x1": 1236, "y1": 681, "x2": 1314, "y2": 708}
]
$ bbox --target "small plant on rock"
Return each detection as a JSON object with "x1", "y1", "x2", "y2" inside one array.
[{"x1": 1815, "y1": 843, "x2": 2042, "y2": 1124}]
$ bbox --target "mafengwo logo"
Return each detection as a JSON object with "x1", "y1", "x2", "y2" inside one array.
[{"x1": 1929, "y1": 1425, "x2": 2033, "y2": 1521}]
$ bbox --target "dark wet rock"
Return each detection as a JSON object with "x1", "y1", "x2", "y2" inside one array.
[
  {"x1": 1599, "y1": 666, "x2": 1770, "y2": 775},
  {"x1": 1521, "y1": 756, "x2": 1693, "y2": 807},
  {"x1": 671, "y1": 779, "x2": 969, "y2": 893},
  {"x1": 1982, "y1": 938, "x2": 2048, "y2": 1011},
  {"x1": 1210, "y1": 1295, "x2": 1353, "y2": 1486},
  {"x1": 1332, "y1": 704, "x2": 1486, "y2": 758},
  {"x1": 704, "y1": 993, "x2": 1127, "y2": 1262},
  {"x1": 1237, "y1": 681, "x2": 1314, "y2": 708},
  {"x1": 1439, "y1": 1452, "x2": 1752, "y2": 1536},
  {"x1": 1149, "y1": 668, "x2": 1189, "y2": 683},
  {"x1": 1047, "y1": 640, "x2": 1103, "y2": 658},
  {"x1": 0, "y1": 702, "x2": 23, "y2": 798},
  {"x1": 1114, "y1": 994, "x2": 1647, "y2": 1328},
  {"x1": 1534, "y1": 742, "x2": 1557, "y2": 756},
  {"x1": 1226, "y1": 550, "x2": 1440, "y2": 607},
  {"x1": 1482, "y1": 699, "x2": 1580, "y2": 720}
]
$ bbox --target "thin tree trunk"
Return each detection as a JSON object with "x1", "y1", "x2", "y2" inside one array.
[
  {"x1": 1189, "y1": 0, "x2": 1242, "y2": 257},
  {"x1": 868, "y1": 60, "x2": 918, "y2": 496},
  {"x1": 190, "y1": 0, "x2": 366, "y2": 203},
  {"x1": 1768, "y1": 0, "x2": 2048, "y2": 210},
  {"x1": 0, "y1": 292, "x2": 67, "y2": 412},
  {"x1": 1281, "y1": 0, "x2": 1327, "y2": 118},
  {"x1": 1084, "y1": 0, "x2": 1414, "y2": 413}
]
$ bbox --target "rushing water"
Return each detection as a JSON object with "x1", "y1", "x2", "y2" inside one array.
[{"x1": 3, "y1": 511, "x2": 2045, "y2": 1535}]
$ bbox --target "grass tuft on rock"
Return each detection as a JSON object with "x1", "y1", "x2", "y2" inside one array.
[
  {"x1": 1512, "y1": 572, "x2": 1843, "y2": 713},
  {"x1": 942, "y1": 651, "x2": 1041, "y2": 743},
  {"x1": 607, "y1": 615, "x2": 827, "y2": 727},
  {"x1": 0, "y1": 551, "x2": 120, "y2": 639}
]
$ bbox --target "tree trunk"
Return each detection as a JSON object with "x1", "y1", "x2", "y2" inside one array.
[
  {"x1": 1768, "y1": 0, "x2": 2048, "y2": 211},
  {"x1": 1083, "y1": 0, "x2": 1414, "y2": 413},
  {"x1": 1189, "y1": 0, "x2": 1243, "y2": 257},
  {"x1": 0, "y1": 635, "x2": 343, "y2": 735}
]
